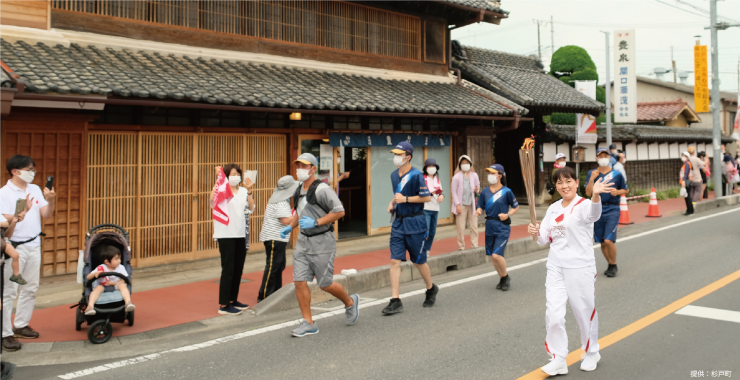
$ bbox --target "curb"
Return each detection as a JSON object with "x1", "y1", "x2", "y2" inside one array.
[{"x1": 251, "y1": 237, "x2": 546, "y2": 315}]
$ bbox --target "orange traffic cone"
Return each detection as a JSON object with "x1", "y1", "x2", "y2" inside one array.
[
  {"x1": 619, "y1": 195, "x2": 633, "y2": 225},
  {"x1": 646, "y1": 188, "x2": 662, "y2": 218}
]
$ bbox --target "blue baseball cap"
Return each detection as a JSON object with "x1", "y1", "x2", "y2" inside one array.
[
  {"x1": 294, "y1": 153, "x2": 317, "y2": 166},
  {"x1": 596, "y1": 148, "x2": 609, "y2": 155},
  {"x1": 390, "y1": 141, "x2": 414, "y2": 155},
  {"x1": 485, "y1": 164, "x2": 505, "y2": 174}
]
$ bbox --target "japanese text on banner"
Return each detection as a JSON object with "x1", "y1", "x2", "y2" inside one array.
[{"x1": 614, "y1": 30, "x2": 636, "y2": 123}]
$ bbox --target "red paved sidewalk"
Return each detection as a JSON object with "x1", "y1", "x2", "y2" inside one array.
[{"x1": 16, "y1": 194, "x2": 697, "y2": 343}]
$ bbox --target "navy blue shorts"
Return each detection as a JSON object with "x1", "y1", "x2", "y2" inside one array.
[
  {"x1": 390, "y1": 232, "x2": 427, "y2": 264},
  {"x1": 485, "y1": 234, "x2": 509, "y2": 257},
  {"x1": 594, "y1": 206, "x2": 620, "y2": 243}
]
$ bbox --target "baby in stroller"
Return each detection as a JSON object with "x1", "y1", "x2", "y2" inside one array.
[{"x1": 85, "y1": 245, "x2": 135, "y2": 315}]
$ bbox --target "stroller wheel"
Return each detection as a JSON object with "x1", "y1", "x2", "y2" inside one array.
[
  {"x1": 75, "y1": 308, "x2": 85, "y2": 331},
  {"x1": 87, "y1": 320, "x2": 113, "y2": 344},
  {"x1": 127, "y1": 310, "x2": 134, "y2": 326}
]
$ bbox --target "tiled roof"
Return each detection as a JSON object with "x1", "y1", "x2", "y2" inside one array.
[
  {"x1": 459, "y1": 79, "x2": 528, "y2": 115},
  {"x1": 1, "y1": 71, "x2": 13, "y2": 88},
  {"x1": 452, "y1": 41, "x2": 605, "y2": 115},
  {"x1": 635, "y1": 100, "x2": 700, "y2": 123},
  {"x1": 439, "y1": 0, "x2": 507, "y2": 14},
  {"x1": 0, "y1": 39, "x2": 518, "y2": 117},
  {"x1": 547, "y1": 124, "x2": 734, "y2": 143}
]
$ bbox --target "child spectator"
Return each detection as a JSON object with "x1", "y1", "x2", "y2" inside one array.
[
  {"x1": 1, "y1": 214, "x2": 28, "y2": 285},
  {"x1": 85, "y1": 246, "x2": 135, "y2": 315}
]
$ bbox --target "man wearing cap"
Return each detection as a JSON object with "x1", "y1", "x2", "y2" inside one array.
[
  {"x1": 475, "y1": 164, "x2": 519, "y2": 291},
  {"x1": 383, "y1": 142, "x2": 438, "y2": 315},
  {"x1": 258, "y1": 175, "x2": 299, "y2": 302},
  {"x1": 586, "y1": 148, "x2": 629, "y2": 277},
  {"x1": 550, "y1": 153, "x2": 567, "y2": 205},
  {"x1": 280, "y1": 153, "x2": 359, "y2": 337}
]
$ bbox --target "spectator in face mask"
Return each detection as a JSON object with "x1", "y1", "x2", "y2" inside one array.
[
  {"x1": 586, "y1": 148, "x2": 629, "y2": 278},
  {"x1": 422, "y1": 158, "x2": 444, "y2": 257},
  {"x1": 613, "y1": 152, "x2": 627, "y2": 183},
  {"x1": 550, "y1": 153, "x2": 567, "y2": 205},
  {"x1": 609, "y1": 144, "x2": 618, "y2": 168},
  {"x1": 680, "y1": 152, "x2": 694, "y2": 214},
  {"x1": 698, "y1": 151, "x2": 709, "y2": 199},
  {"x1": 451, "y1": 155, "x2": 480, "y2": 251}
]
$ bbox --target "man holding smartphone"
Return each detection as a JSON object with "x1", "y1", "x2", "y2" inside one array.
[{"x1": 0, "y1": 155, "x2": 56, "y2": 351}]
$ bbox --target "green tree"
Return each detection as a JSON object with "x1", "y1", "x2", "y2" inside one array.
[{"x1": 548, "y1": 45, "x2": 606, "y2": 125}]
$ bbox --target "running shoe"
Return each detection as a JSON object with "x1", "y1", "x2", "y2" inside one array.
[
  {"x1": 541, "y1": 358, "x2": 568, "y2": 376},
  {"x1": 580, "y1": 352, "x2": 601, "y2": 371},
  {"x1": 501, "y1": 275, "x2": 511, "y2": 291},
  {"x1": 496, "y1": 276, "x2": 505, "y2": 290},
  {"x1": 84, "y1": 308, "x2": 96, "y2": 316},
  {"x1": 345, "y1": 294, "x2": 360, "y2": 325},
  {"x1": 291, "y1": 321, "x2": 319, "y2": 337},
  {"x1": 382, "y1": 298, "x2": 404, "y2": 315},
  {"x1": 423, "y1": 284, "x2": 439, "y2": 307},
  {"x1": 231, "y1": 301, "x2": 250, "y2": 310},
  {"x1": 125, "y1": 303, "x2": 136, "y2": 312},
  {"x1": 218, "y1": 305, "x2": 243, "y2": 315},
  {"x1": 605, "y1": 264, "x2": 618, "y2": 277}
]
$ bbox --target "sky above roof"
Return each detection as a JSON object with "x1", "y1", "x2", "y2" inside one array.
[{"x1": 451, "y1": 0, "x2": 740, "y2": 93}]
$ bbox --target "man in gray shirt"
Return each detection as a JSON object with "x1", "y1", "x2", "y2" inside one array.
[{"x1": 280, "y1": 153, "x2": 359, "y2": 337}]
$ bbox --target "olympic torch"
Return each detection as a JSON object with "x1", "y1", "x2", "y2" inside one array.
[{"x1": 519, "y1": 136, "x2": 538, "y2": 241}]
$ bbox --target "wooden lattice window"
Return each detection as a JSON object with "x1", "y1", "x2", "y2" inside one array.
[
  {"x1": 87, "y1": 132, "x2": 286, "y2": 267},
  {"x1": 51, "y1": 0, "x2": 422, "y2": 61}
]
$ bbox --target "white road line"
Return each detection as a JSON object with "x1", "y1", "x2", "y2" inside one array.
[
  {"x1": 675, "y1": 305, "x2": 740, "y2": 324},
  {"x1": 58, "y1": 206, "x2": 740, "y2": 379}
]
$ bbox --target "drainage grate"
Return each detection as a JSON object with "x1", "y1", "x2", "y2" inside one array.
[
  {"x1": 213, "y1": 278, "x2": 252, "y2": 284},
  {"x1": 446, "y1": 265, "x2": 459, "y2": 272}
]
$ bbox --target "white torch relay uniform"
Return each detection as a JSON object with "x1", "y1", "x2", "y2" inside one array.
[{"x1": 537, "y1": 195, "x2": 601, "y2": 363}]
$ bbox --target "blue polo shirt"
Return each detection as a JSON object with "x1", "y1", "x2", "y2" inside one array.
[
  {"x1": 477, "y1": 186, "x2": 519, "y2": 236},
  {"x1": 391, "y1": 167, "x2": 430, "y2": 235},
  {"x1": 586, "y1": 168, "x2": 628, "y2": 208}
]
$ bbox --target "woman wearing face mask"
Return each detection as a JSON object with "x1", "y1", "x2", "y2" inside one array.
[
  {"x1": 475, "y1": 164, "x2": 519, "y2": 291},
  {"x1": 550, "y1": 153, "x2": 567, "y2": 205},
  {"x1": 679, "y1": 152, "x2": 694, "y2": 216},
  {"x1": 209, "y1": 163, "x2": 254, "y2": 315},
  {"x1": 422, "y1": 158, "x2": 445, "y2": 256},
  {"x1": 451, "y1": 155, "x2": 480, "y2": 251}
]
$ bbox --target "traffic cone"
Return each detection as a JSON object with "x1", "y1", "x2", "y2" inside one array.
[
  {"x1": 646, "y1": 188, "x2": 662, "y2": 218},
  {"x1": 618, "y1": 195, "x2": 633, "y2": 225}
]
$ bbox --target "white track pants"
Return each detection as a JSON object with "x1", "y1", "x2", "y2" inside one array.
[
  {"x1": 2, "y1": 244, "x2": 41, "y2": 338},
  {"x1": 544, "y1": 262, "x2": 599, "y2": 361}
]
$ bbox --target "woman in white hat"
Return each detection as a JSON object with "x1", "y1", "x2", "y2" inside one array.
[{"x1": 258, "y1": 175, "x2": 299, "y2": 302}]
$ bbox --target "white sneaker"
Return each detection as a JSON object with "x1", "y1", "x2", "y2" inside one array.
[
  {"x1": 84, "y1": 308, "x2": 96, "y2": 316},
  {"x1": 541, "y1": 358, "x2": 568, "y2": 376},
  {"x1": 580, "y1": 352, "x2": 601, "y2": 371}
]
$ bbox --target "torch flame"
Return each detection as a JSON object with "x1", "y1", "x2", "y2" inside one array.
[{"x1": 520, "y1": 135, "x2": 535, "y2": 150}]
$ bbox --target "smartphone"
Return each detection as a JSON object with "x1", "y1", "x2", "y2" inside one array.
[
  {"x1": 46, "y1": 176, "x2": 54, "y2": 190},
  {"x1": 14, "y1": 198, "x2": 25, "y2": 216}
]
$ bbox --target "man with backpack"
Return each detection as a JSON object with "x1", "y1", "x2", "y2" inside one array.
[{"x1": 280, "y1": 153, "x2": 359, "y2": 337}]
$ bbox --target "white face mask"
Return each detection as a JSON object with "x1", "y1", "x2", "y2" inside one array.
[
  {"x1": 460, "y1": 164, "x2": 471, "y2": 172},
  {"x1": 228, "y1": 176, "x2": 241, "y2": 186},
  {"x1": 622, "y1": 158, "x2": 627, "y2": 164},
  {"x1": 488, "y1": 174, "x2": 499, "y2": 184},
  {"x1": 681, "y1": 156, "x2": 688, "y2": 162},
  {"x1": 17, "y1": 170, "x2": 35, "y2": 184},
  {"x1": 597, "y1": 158, "x2": 610, "y2": 167},
  {"x1": 393, "y1": 155, "x2": 407, "y2": 167},
  {"x1": 296, "y1": 169, "x2": 311, "y2": 182},
  {"x1": 556, "y1": 160, "x2": 566, "y2": 168},
  {"x1": 426, "y1": 167, "x2": 437, "y2": 176}
]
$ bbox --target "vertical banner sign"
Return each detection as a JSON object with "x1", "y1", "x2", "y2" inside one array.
[
  {"x1": 693, "y1": 45, "x2": 709, "y2": 113},
  {"x1": 732, "y1": 89, "x2": 739, "y2": 141},
  {"x1": 614, "y1": 30, "x2": 636, "y2": 123},
  {"x1": 575, "y1": 80, "x2": 598, "y2": 144}
]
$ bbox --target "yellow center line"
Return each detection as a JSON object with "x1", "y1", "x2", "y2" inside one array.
[{"x1": 517, "y1": 267, "x2": 740, "y2": 380}]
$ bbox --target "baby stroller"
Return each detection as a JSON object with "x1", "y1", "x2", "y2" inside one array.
[{"x1": 72, "y1": 224, "x2": 134, "y2": 344}]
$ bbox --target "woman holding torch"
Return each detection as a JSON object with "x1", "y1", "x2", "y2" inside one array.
[
  {"x1": 475, "y1": 164, "x2": 518, "y2": 291},
  {"x1": 527, "y1": 166, "x2": 614, "y2": 376}
]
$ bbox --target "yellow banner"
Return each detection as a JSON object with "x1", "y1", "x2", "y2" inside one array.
[{"x1": 694, "y1": 45, "x2": 709, "y2": 113}]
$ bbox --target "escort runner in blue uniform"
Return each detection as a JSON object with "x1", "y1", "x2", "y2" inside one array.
[
  {"x1": 382, "y1": 142, "x2": 439, "y2": 315},
  {"x1": 586, "y1": 148, "x2": 629, "y2": 278},
  {"x1": 475, "y1": 164, "x2": 519, "y2": 291}
]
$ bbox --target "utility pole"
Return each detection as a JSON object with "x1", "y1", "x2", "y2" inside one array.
[
  {"x1": 672, "y1": 46, "x2": 677, "y2": 83},
  {"x1": 534, "y1": 19, "x2": 543, "y2": 59},
  {"x1": 550, "y1": 16, "x2": 554, "y2": 55},
  {"x1": 710, "y1": 0, "x2": 723, "y2": 197},
  {"x1": 602, "y1": 31, "x2": 612, "y2": 148}
]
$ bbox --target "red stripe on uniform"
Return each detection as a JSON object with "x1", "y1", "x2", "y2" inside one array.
[
  {"x1": 590, "y1": 309, "x2": 596, "y2": 321},
  {"x1": 585, "y1": 339, "x2": 590, "y2": 352},
  {"x1": 570, "y1": 197, "x2": 588, "y2": 214}
]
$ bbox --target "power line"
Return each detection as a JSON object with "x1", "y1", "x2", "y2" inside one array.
[{"x1": 653, "y1": 0, "x2": 708, "y2": 18}]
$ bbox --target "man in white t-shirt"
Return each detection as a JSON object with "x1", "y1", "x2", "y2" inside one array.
[
  {"x1": 1, "y1": 155, "x2": 56, "y2": 351},
  {"x1": 258, "y1": 175, "x2": 298, "y2": 301}
]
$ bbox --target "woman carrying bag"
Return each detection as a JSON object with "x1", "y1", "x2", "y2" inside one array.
[
  {"x1": 422, "y1": 158, "x2": 445, "y2": 256},
  {"x1": 210, "y1": 164, "x2": 255, "y2": 315},
  {"x1": 451, "y1": 155, "x2": 480, "y2": 251}
]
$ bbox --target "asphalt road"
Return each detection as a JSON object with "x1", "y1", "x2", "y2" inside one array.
[{"x1": 13, "y1": 207, "x2": 740, "y2": 380}]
